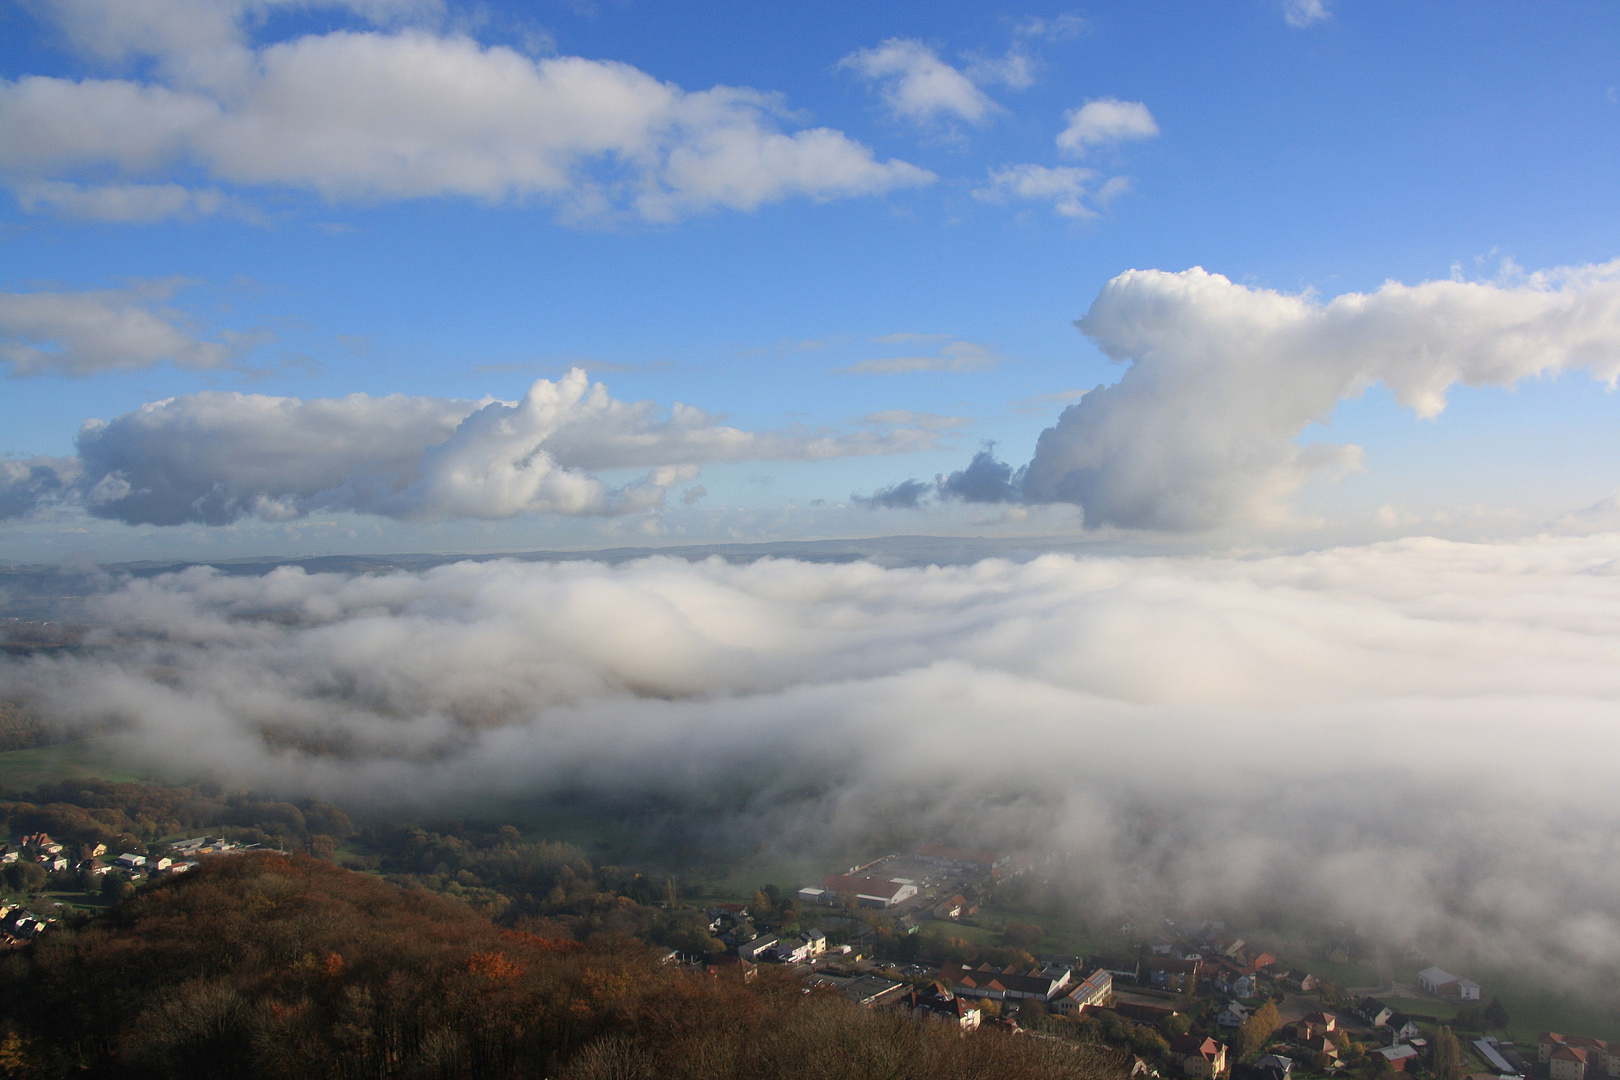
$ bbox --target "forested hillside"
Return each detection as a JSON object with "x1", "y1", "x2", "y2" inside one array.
[{"x1": 0, "y1": 854, "x2": 1130, "y2": 1080}]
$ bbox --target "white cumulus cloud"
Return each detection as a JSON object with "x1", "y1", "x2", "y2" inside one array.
[
  {"x1": 1055, "y1": 98, "x2": 1160, "y2": 156},
  {"x1": 0, "y1": 5, "x2": 932, "y2": 223},
  {"x1": 973, "y1": 163, "x2": 1102, "y2": 219},
  {"x1": 4, "y1": 368, "x2": 954, "y2": 524},
  {"x1": 1016, "y1": 263, "x2": 1620, "y2": 530},
  {"x1": 840, "y1": 38, "x2": 1001, "y2": 127}
]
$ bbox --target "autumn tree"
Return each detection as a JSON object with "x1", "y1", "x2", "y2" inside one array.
[
  {"x1": 1430, "y1": 1026, "x2": 1465, "y2": 1080},
  {"x1": 1236, "y1": 1000, "x2": 1282, "y2": 1060},
  {"x1": 1002, "y1": 921, "x2": 1044, "y2": 949}
]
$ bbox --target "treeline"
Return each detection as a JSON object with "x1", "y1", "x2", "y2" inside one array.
[
  {"x1": 0, "y1": 705, "x2": 57, "y2": 754},
  {"x1": 0, "y1": 855, "x2": 1133, "y2": 1080},
  {"x1": 353, "y1": 821, "x2": 727, "y2": 956},
  {"x1": 0, "y1": 779, "x2": 354, "y2": 856}
]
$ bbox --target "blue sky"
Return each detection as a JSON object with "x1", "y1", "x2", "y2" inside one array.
[{"x1": 1, "y1": 0, "x2": 1618, "y2": 561}]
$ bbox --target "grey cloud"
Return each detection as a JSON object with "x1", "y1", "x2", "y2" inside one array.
[
  {"x1": 11, "y1": 536, "x2": 1620, "y2": 997},
  {"x1": 853, "y1": 478, "x2": 930, "y2": 510},
  {"x1": 0, "y1": 281, "x2": 266, "y2": 377},
  {"x1": 0, "y1": 457, "x2": 80, "y2": 520},
  {"x1": 937, "y1": 448, "x2": 1021, "y2": 503}
]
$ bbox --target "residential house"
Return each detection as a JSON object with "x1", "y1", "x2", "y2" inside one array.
[
  {"x1": 736, "y1": 935, "x2": 779, "y2": 962},
  {"x1": 1378, "y1": 1046, "x2": 1418, "y2": 1071},
  {"x1": 1053, "y1": 969, "x2": 1113, "y2": 1017},
  {"x1": 1246, "y1": 951, "x2": 1279, "y2": 972},
  {"x1": 1326, "y1": 941, "x2": 1353, "y2": 964},
  {"x1": 1385, "y1": 1012, "x2": 1420, "y2": 1043},
  {"x1": 1540, "y1": 1035, "x2": 1620, "y2": 1079},
  {"x1": 1354, "y1": 998, "x2": 1394, "y2": 1027},
  {"x1": 1218, "y1": 1003, "x2": 1250, "y2": 1029},
  {"x1": 1417, "y1": 967, "x2": 1481, "y2": 1001},
  {"x1": 1302, "y1": 1035, "x2": 1338, "y2": 1063},
  {"x1": 1169, "y1": 1035, "x2": 1228, "y2": 1079},
  {"x1": 894, "y1": 983, "x2": 982, "y2": 1031},
  {"x1": 770, "y1": 932, "x2": 825, "y2": 963},
  {"x1": 1280, "y1": 970, "x2": 1318, "y2": 992},
  {"x1": 1255, "y1": 1055, "x2": 1295, "y2": 1080},
  {"x1": 1552, "y1": 1047, "x2": 1591, "y2": 1080},
  {"x1": 1302, "y1": 1012, "x2": 1336, "y2": 1033},
  {"x1": 934, "y1": 894, "x2": 974, "y2": 920},
  {"x1": 1146, "y1": 957, "x2": 1202, "y2": 993}
]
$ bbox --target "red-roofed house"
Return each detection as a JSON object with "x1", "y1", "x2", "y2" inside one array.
[
  {"x1": 1170, "y1": 1035, "x2": 1228, "y2": 1079},
  {"x1": 1552, "y1": 1047, "x2": 1591, "y2": 1080}
]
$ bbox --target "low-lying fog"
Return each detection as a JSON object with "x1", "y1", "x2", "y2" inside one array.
[{"x1": 5, "y1": 535, "x2": 1620, "y2": 998}]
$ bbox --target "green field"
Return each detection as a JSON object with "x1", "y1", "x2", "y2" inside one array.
[
  {"x1": 970, "y1": 902, "x2": 1124, "y2": 960},
  {"x1": 0, "y1": 740, "x2": 148, "y2": 791}
]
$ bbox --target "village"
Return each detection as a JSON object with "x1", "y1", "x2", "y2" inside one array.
[
  {"x1": 689, "y1": 844, "x2": 1608, "y2": 1080},
  {"x1": 0, "y1": 830, "x2": 280, "y2": 948}
]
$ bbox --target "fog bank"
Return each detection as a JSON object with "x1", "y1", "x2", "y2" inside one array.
[{"x1": 6, "y1": 535, "x2": 1620, "y2": 994}]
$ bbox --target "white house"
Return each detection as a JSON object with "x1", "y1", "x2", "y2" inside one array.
[{"x1": 737, "y1": 935, "x2": 779, "y2": 962}]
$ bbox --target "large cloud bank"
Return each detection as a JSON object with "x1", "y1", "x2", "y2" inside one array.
[
  {"x1": 2, "y1": 368, "x2": 955, "y2": 524},
  {"x1": 9, "y1": 534, "x2": 1620, "y2": 993},
  {"x1": 0, "y1": 0, "x2": 932, "y2": 223},
  {"x1": 903, "y1": 263, "x2": 1620, "y2": 529}
]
